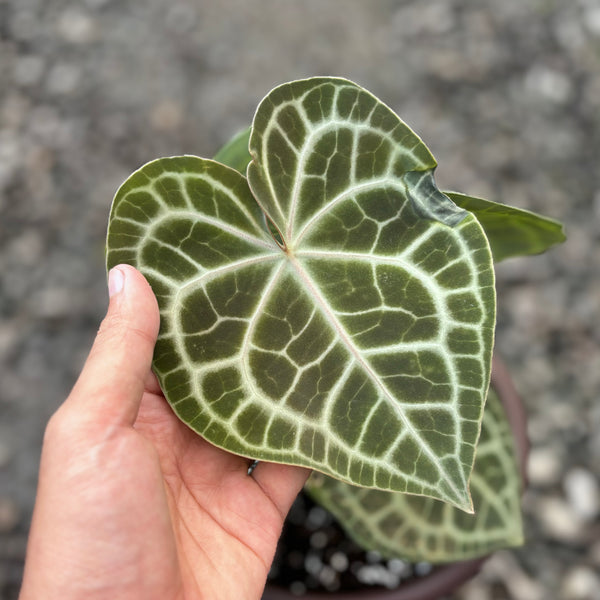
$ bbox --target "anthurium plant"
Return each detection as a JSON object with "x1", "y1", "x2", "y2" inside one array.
[{"x1": 106, "y1": 77, "x2": 565, "y2": 564}]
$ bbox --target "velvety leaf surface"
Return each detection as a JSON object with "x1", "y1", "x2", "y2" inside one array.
[
  {"x1": 306, "y1": 387, "x2": 524, "y2": 562},
  {"x1": 447, "y1": 192, "x2": 566, "y2": 262},
  {"x1": 106, "y1": 78, "x2": 496, "y2": 510}
]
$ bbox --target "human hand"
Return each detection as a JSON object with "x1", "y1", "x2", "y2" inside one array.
[{"x1": 19, "y1": 265, "x2": 309, "y2": 600}]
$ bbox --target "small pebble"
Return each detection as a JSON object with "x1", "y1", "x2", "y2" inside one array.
[
  {"x1": 6, "y1": 229, "x2": 45, "y2": 267},
  {"x1": 524, "y1": 65, "x2": 573, "y2": 104},
  {"x1": 318, "y1": 565, "x2": 338, "y2": 589},
  {"x1": 562, "y1": 566, "x2": 600, "y2": 600},
  {"x1": 165, "y1": 4, "x2": 198, "y2": 34},
  {"x1": 9, "y1": 8, "x2": 37, "y2": 41},
  {"x1": 13, "y1": 54, "x2": 45, "y2": 87},
  {"x1": 29, "y1": 286, "x2": 77, "y2": 320},
  {"x1": 590, "y1": 540, "x2": 600, "y2": 567},
  {"x1": 330, "y1": 551, "x2": 349, "y2": 572},
  {"x1": 309, "y1": 530, "x2": 328, "y2": 549},
  {"x1": 387, "y1": 558, "x2": 411, "y2": 578},
  {"x1": 0, "y1": 497, "x2": 20, "y2": 533},
  {"x1": 304, "y1": 553, "x2": 322, "y2": 576},
  {"x1": 0, "y1": 439, "x2": 12, "y2": 468},
  {"x1": 564, "y1": 467, "x2": 600, "y2": 522},
  {"x1": 0, "y1": 322, "x2": 19, "y2": 362},
  {"x1": 150, "y1": 100, "x2": 183, "y2": 132},
  {"x1": 528, "y1": 446, "x2": 562, "y2": 486},
  {"x1": 306, "y1": 506, "x2": 329, "y2": 529},
  {"x1": 584, "y1": 5, "x2": 600, "y2": 36},
  {"x1": 356, "y1": 564, "x2": 399, "y2": 589},
  {"x1": 537, "y1": 497, "x2": 583, "y2": 542},
  {"x1": 57, "y1": 8, "x2": 97, "y2": 44},
  {"x1": 46, "y1": 63, "x2": 81, "y2": 96},
  {"x1": 414, "y1": 562, "x2": 433, "y2": 577}
]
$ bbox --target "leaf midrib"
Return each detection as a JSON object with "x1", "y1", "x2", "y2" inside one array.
[
  {"x1": 163, "y1": 242, "x2": 469, "y2": 505},
  {"x1": 286, "y1": 252, "x2": 468, "y2": 508}
]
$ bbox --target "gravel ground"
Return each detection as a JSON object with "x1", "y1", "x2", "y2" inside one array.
[{"x1": 1, "y1": 1, "x2": 599, "y2": 598}]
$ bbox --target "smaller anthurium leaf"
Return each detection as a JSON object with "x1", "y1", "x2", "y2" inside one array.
[
  {"x1": 213, "y1": 127, "x2": 252, "y2": 174},
  {"x1": 446, "y1": 192, "x2": 566, "y2": 262},
  {"x1": 107, "y1": 77, "x2": 497, "y2": 511},
  {"x1": 305, "y1": 387, "x2": 524, "y2": 563}
]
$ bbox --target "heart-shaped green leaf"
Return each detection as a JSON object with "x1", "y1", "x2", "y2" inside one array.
[
  {"x1": 306, "y1": 386, "x2": 524, "y2": 562},
  {"x1": 106, "y1": 77, "x2": 495, "y2": 510},
  {"x1": 447, "y1": 192, "x2": 566, "y2": 262}
]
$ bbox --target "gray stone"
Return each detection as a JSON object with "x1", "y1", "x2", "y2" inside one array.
[
  {"x1": 536, "y1": 496, "x2": 583, "y2": 543},
  {"x1": 56, "y1": 8, "x2": 97, "y2": 44},
  {"x1": 562, "y1": 567, "x2": 600, "y2": 600},
  {"x1": 13, "y1": 54, "x2": 45, "y2": 87},
  {"x1": 0, "y1": 440, "x2": 12, "y2": 469},
  {"x1": 46, "y1": 63, "x2": 82, "y2": 96},
  {"x1": 583, "y1": 5, "x2": 600, "y2": 36},
  {"x1": 564, "y1": 467, "x2": 600, "y2": 523},
  {"x1": 523, "y1": 65, "x2": 573, "y2": 104},
  {"x1": 527, "y1": 446, "x2": 563, "y2": 486},
  {"x1": 0, "y1": 498, "x2": 20, "y2": 533}
]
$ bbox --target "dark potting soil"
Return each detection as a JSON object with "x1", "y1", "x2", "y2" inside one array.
[{"x1": 267, "y1": 492, "x2": 431, "y2": 595}]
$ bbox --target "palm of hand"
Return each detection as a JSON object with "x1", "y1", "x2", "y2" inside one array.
[
  {"x1": 130, "y1": 381, "x2": 303, "y2": 600},
  {"x1": 28, "y1": 379, "x2": 306, "y2": 600}
]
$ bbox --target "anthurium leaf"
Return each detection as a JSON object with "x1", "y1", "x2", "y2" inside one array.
[
  {"x1": 446, "y1": 192, "x2": 566, "y2": 262},
  {"x1": 306, "y1": 387, "x2": 524, "y2": 563},
  {"x1": 213, "y1": 127, "x2": 252, "y2": 174},
  {"x1": 106, "y1": 77, "x2": 496, "y2": 511}
]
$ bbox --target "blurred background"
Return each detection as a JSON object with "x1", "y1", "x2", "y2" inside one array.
[{"x1": 1, "y1": 0, "x2": 599, "y2": 598}]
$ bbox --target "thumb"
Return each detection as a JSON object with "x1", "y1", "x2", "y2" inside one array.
[{"x1": 66, "y1": 264, "x2": 160, "y2": 427}]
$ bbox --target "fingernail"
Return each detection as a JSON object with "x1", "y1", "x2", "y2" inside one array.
[{"x1": 108, "y1": 267, "x2": 125, "y2": 297}]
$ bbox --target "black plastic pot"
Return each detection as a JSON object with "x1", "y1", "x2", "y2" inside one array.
[{"x1": 263, "y1": 356, "x2": 528, "y2": 600}]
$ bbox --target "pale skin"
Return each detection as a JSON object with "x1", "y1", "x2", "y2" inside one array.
[{"x1": 19, "y1": 264, "x2": 309, "y2": 600}]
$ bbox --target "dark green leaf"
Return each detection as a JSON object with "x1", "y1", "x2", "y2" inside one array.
[
  {"x1": 306, "y1": 387, "x2": 524, "y2": 562},
  {"x1": 446, "y1": 192, "x2": 566, "y2": 262},
  {"x1": 107, "y1": 78, "x2": 497, "y2": 510}
]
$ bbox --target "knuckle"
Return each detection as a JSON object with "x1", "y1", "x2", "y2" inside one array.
[
  {"x1": 96, "y1": 313, "x2": 126, "y2": 344},
  {"x1": 96, "y1": 314, "x2": 156, "y2": 353},
  {"x1": 127, "y1": 325, "x2": 157, "y2": 350}
]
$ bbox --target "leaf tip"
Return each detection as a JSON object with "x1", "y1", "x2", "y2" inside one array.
[{"x1": 448, "y1": 485, "x2": 475, "y2": 515}]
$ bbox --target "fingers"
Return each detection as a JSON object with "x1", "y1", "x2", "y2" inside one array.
[
  {"x1": 251, "y1": 463, "x2": 311, "y2": 520},
  {"x1": 64, "y1": 264, "x2": 160, "y2": 427}
]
